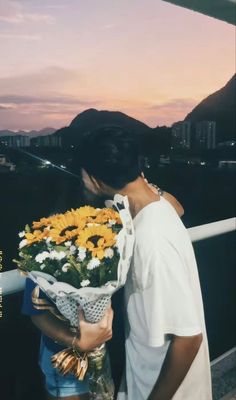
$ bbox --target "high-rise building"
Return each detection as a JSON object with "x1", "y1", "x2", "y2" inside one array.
[
  {"x1": 32, "y1": 135, "x2": 62, "y2": 147},
  {"x1": 2, "y1": 135, "x2": 31, "y2": 147},
  {"x1": 171, "y1": 121, "x2": 191, "y2": 150},
  {"x1": 195, "y1": 121, "x2": 216, "y2": 150}
]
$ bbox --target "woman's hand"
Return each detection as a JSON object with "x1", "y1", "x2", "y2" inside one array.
[
  {"x1": 141, "y1": 173, "x2": 184, "y2": 217},
  {"x1": 76, "y1": 306, "x2": 114, "y2": 352},
  {"x1": 31, "y1": 306, "x2": 114, "y2": 353}
]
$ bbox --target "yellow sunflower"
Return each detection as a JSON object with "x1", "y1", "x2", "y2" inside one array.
[
  {"x1": 67, "y1": 206, "x2": 99, "y2": 219},
  {"x1": 48, "y1": 212, "x2": 87, "y2": 244},
  {"x1": 76, "y1": 225, "x2": 116, "y2": 260},
  {"x1": 25, "y1": 229, "x2": 49, "y2": 245},
  {"x1": 91, "y1": 208, "x2": 122, "y2": 225},
  {"x1": 32, "y1": 213, "x2": 63, "y2": 229}
]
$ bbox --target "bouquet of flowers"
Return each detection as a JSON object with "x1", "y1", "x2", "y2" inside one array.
[{"x1": 14, "y1": 194, "x2": 134, "y2": 400}]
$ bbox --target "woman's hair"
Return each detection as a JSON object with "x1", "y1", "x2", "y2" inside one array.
[{"x1": 79, "y1": 126, "x2": 141, "y2": 189}]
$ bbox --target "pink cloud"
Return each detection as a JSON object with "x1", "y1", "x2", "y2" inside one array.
[{"x1": 0, "y1": 1, "x2": 54, "y2": 24}]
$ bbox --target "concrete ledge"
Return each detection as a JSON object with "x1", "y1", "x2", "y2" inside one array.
[
  {"x1": 211, "y1": 347, "x2": 236, "y2": 378},
  {"x1": 211, "y1": 348, "x2": 236, "y2": 400},
  {"x1": 220, "y1": 388, "x2": 236, "y2": 400}
]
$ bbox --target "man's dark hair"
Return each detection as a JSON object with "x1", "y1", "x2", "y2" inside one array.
[{"x1": 79, "y1": 126, "x2": 141, "y2": 189}]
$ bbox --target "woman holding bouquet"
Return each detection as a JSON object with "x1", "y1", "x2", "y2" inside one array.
[{"x1": 21, "y1": 278, "x2": 113, "y2": 400}]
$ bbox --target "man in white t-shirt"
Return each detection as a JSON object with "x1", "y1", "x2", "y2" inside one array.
[{"x1": 80, "y1": 126, "x2": 212, "y2": 400}]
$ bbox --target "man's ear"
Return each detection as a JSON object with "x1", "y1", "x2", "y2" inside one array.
[
  {"x1": 90, "y1": 175, "x2": 102, "y2": 191},
  {"x1": 91, "y1": 176, "x2": 111, "y2": 194}
]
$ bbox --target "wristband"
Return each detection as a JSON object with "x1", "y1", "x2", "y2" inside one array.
[{"x1": 71, "y1": 333, "x2": 77, "y2": 350}]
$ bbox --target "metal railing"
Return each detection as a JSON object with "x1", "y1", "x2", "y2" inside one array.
[{"x1": 0, "y1": 217, "x2": 235, "y2": 296}]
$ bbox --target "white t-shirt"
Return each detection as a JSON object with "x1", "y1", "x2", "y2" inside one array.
[{"x1": 117, "y1": 196, "x2": 212, "y2": 400}]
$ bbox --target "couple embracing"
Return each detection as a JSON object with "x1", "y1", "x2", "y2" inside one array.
[{"x1": 22, "y1": 126, "x2": 212, "y2": 400}]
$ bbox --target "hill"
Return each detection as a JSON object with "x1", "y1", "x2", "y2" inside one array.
[
  {"x1": 53, "y1": 108, "x2": 151, "y2": 147},
  {"x1": 185, "y1": 74, "x2": 236, "y2": 142}
]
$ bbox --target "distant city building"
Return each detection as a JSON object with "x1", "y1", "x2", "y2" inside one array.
[
  {"x1": 0, "y1": 154, "x2": 15, "y2": 172},
  {"x1": 0, "y1": 135, "x2": 30, "y2": 147},
  {"x1": 195, "y1": 121, "x2": 216, "y2": 150},
  {"x1": 32, "y1": 135, "x2": 62, "y2": 147},
  {"x1": 217, "y1": 140, "x2": 236, "y2": 148},
  {"x1": 171, "y1": 120, "x2": 217, "y2": 152},
  {"x1": 171, "y1": 121, "x2": 191, "y2": 150}
]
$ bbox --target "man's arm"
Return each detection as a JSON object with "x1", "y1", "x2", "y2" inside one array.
[
  {"x1": 147, "y1": 333, "x2": 203, "y2": 400},
  {"x1": 31, "y1": 306, "x2": 113, "y2": 352}
]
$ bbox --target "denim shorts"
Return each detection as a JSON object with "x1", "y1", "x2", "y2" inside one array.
[{"x1": 39, "y1": 338, "x2": 90, "y2": 397}]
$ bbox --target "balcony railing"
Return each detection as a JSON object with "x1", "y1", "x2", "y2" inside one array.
[{"x1": 1, "y1": 216, "x2": 235, "y2": 296}]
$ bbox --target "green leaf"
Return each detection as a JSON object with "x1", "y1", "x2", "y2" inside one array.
[
  {"x1": 25, "y1": 224, "x2": 31, "y2": 233},
  {"x1": 54, "y1": 245, "x2": 68, "y2": 252}
]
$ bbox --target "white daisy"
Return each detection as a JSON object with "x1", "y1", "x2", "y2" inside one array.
[
  {"x1": 77, "y1": 247, "x2": 87, "y2": 261},
  {"x1": 49, "y1": 250, "x2": 66, "y2": 260},
  {"x1": 18, "y1": 231, "x2": 25, "y2": 238},
  {"x1": 35, "y1": 251, "x2": 50, "y2": 263},
  {"x1": 69, "y1": 245, "x2": 77, "y2": 255},
  {"x1": 81, "y1": 279, "x2": 90, "y2": 287},
  {"x1": 19, "y1": 239, "x2": 27, "y2": 249},
  {"x1": 104, "y1": 247, "x2": 114, "y2": 259},
  {"x1": 62, "y1": 263, "x2": 70, "y2": 273},
  {"x1": 108, "y1": 219, "x2": 116, "y2": 226},
  {"x1": 56, "y1": 251, "x2": 66, "y2": 260},
  {"x1": 49, "y1": 250, "x2": 57, "y2": 259},
  {"x1": 114, "y1": 234, "x2": 119, "y2": 248},
  {"x1": 87, "y1": 258, "x2": 100, "y2": 270},
  {"x1": 64, "y1": 241, "x2": 72, "y2": 247}
]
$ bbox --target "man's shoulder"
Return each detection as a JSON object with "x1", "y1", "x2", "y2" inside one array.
[{"x1": 135, "y1": 203, "x2": 190, "y2": 247}]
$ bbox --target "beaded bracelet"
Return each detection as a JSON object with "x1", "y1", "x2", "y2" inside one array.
[{"x1": 150, "y1": 183, "x2": 164, "y2": 196}]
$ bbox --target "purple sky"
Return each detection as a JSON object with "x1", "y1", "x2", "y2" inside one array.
[{"x1": 0, "y1": 0, "x2": 235, "y2": 130}]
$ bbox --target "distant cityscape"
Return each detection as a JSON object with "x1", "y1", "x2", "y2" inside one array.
[
  {"x1": 0, "y1": 116, "x2": 236, "y2": 173},
  {"x1": 0, "y1": 74, "x2": 235, "y2": 173},
  {"x1": 1, "y1": 119, "x2": 235, "y2": 152},
  {"x1": 172, "y1": 120, "x2": 217, "y2": 151},
  {"x1": 0, "y1": 134, "x2": 62, "y2": 148}
]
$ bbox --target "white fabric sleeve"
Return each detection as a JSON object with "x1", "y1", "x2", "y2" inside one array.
[{"x1": 139, "y1": 239, "x2": 202, "y2": 347}]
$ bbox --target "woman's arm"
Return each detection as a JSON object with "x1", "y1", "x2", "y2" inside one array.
[
  {"x1": 142, "y1": 174, "x2": 184, "y2": 217},
  {"x1": 31, "y1": 306, "x2": 113, "y2": 352},
  {"x1": 149, "y1": 184, "x2": 184, "y2": 217},
  {"x1": 162, "y1": 191, "x2": 184, "y2": 217}
]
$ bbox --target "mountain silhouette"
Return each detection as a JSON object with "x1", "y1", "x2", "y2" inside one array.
[
  {"x1": 185, "y1": 74, "x2": 236, "y2": 142},
  {"x1": 70, "y1": 108, "x2": 149, "y2": 132},
  {"x1": 54, "y1": 108, "x2": 151, "y2": 146}
]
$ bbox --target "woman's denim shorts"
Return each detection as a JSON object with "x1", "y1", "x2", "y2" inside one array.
[{"x1": 39, "y1": 338, "x2": 90, "y2": 397}]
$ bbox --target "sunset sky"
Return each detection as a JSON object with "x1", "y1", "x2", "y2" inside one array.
[{"x1": 0, "y1": 0, "x2": 235, "y2": 130}]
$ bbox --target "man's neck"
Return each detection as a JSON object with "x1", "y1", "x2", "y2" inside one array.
[{"x1": 113, "y1": 177, "x2": 160, "y2": 219}]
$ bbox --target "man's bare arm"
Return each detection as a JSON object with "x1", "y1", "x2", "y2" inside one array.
[
  {"x1": 31, "y1": 306, "x2": 113, "y2": 352},
  {"x1": 147, "y1": 333, "x2": 203, "y2": 400}
]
